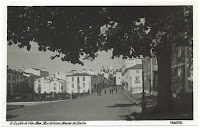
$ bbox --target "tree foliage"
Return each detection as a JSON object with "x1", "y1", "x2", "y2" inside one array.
[
  {"x1": 8, "y1": 6, "x2": 192, "y2": 63},
  {"x1": 13, "y1": 82, "x2": 33, "y2": 95}
]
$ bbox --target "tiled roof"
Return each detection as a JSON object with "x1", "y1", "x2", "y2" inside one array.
[
  {"x1": 23, "y1": 72, "x2": 40, "y2": 77},
  {"x1": 123, "y1": 64, "x2": 142, "y2": 75},
  {"x1": 32, "y1": 68, "x2": 40, "y2": 70},
  {"x1": 67, "y1": 72, "x2": 92, "y2": 76},
  {"x1": 31, "y1": 68, "x2": 48, "y2": 72},
  {"x1": 116, "y1": 68, "x2": 122, "y2": 72},
  {"x1": 7, "y1": 69, "x2": 23, "y2": 74}
]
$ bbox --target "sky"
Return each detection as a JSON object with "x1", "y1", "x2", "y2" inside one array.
[{"x1": 7, "y1": 41, "x2": 124, "y2": 74}]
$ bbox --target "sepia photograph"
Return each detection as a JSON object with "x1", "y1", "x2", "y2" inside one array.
[{"x1": 0, "y1": 0, "x2": 198, "y2": 126}]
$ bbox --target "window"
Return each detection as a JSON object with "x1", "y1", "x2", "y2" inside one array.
[
  {"x1": 77, "y1": 77, "x2": 79, "y2": 82},
  {"x1": 54, "y1": 87, "x2": 56, "y2": 90},
  {"x1": 12, "y1": 75, "x2": 15, "y2": 80},
  {"x1": 177, "y1": 47, "x2": 182, "y2": 57},
  {"x1": 20, "y1": 75, "x2": 22, "y2": 79},
  {"x1": 83, "y1": 77, "x2": 85, "y2": 81},
  {"x1": 8, "y1": 83, "x2": 11, "y2": 88},
  {"x1": 72, "y1": 77, "x2": 74, "y2": 81},
  {"x1": 12, "y1": 83, "x2": 15, "y2": 86},
  {"x1": 83, "y1": 83, "x2": 85, "y2": 88},
  {"x1": 8, "y1": 75, "x2": 10, "y2": 80},
  {"x1": 72, "y1": 83, "x2": 74, "y2": 88},
  {"x1": 38, "y1": 79, "x2": 41, "y2": 83},
  {"x1": 148, "y1": 63, "x2": 150, "y2": 69},
  {"x1": 135, "y1": 76, "x2": 140, "y2": 83},
  {"x1": 136, "y1": 70, "x2": 139, "y2": 73},
  {"x1": 16, "y1": 75, "x2": 18, "y2": 79},
  {"x1": 54, "y1": 83, "x2": 56, "y2": 86}
]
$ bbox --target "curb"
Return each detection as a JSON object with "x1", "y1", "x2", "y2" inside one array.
[
  {"x1": 122, "y1": 93, "x2": 137, "y2": 104},
  {"x1": 7, "y1": 99, "x2": 70, "y2": 106}
]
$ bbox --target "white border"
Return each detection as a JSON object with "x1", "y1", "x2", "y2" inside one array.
[{"x1": 0, "y1": 0, "x2": 199, "y2": 127}]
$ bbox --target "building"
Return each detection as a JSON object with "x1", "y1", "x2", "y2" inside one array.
[
  {"x1": 122, "y1": 64, "x2": 143, "y2": 93},
  {"x1": 66, "y1": 72, "x2": 94, "y2": 94},
  {"x1": 143, "y1": 56, "x2": 158, "y2": 95},
  {"x1": 115, "y1": 69, "x2": 122, "y2": 86},
  {"x1": 99, "y1": 70, "x2": 109, "y2": 88},
  {"x1": 34, "y1": 76, "x2": 66, "y2": 94},
  {"x1": 24, "y1": 67, "x2": 49, "y2": 77},
  {"x1": 171, "y1": 45, "x2": 193, "y2": 98},
  {"x1": 108, "y1": 74, "x2": 116, "y2": 86},
  {"x1": 7, "y1": 66, "x2": 24, "y2": 96},
  {"x1": 143, "y1": 45, "x2": 193, "y2": 97},
  {"x1": 23, "y1": 72, "x2": 40, "y2": 89},
  {"x1": 122, "y1": 59, "x2": 142, "y2": 73}
]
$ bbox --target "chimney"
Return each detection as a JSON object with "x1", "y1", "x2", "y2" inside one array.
[{"x1": 41, "y1": 68, "x2": 46, "y2": 71}]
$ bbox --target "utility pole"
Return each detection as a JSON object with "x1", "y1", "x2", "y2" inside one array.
[
  {"x1": 150, "y1": 48, "x2": 153, "y2": 94},
  {"x1": 141, "y1": 58, "x2": 146, "y2": 114}
]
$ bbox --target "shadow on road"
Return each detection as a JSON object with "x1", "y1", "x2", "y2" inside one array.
[
  {"x1": 7, "y1": 105, "x2": 24, "y2": 111},
  {"x1": 6, "y1": 114, "x2": 19, "y2": 120},
  {"x1": 107, "y1": 103, "x2": 135, "y2": 108}
]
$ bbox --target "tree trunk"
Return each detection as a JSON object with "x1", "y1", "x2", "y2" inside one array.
[{"x1": 156, "y1": 43, "x2": 173, "y2": 113}]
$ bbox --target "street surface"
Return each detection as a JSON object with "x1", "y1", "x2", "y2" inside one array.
[{"x1": 7, "y1": 90, "x2": 141, "y2": 121}]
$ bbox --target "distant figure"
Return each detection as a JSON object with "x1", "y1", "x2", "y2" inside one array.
[
  {"x1": 104, "y1": 89, "x2": 106, "y2": 94},
  {"x1": 97, "y1": 89, "x2": 99, "y2": 96},
  {"x1": 111, "y1": 88, "x2": 113, "y2": 94},
  {"x1": 116, "y1": 88, "x2": 117, "y2": 93}
]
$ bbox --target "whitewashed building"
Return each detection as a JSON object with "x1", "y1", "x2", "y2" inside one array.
[
  {"x1": 66, "y1": 72, "x2": 94, "y2": 94},
  {"x1": 121, "y1": 59, "x2": 143, "y2": 93},
  {"x1": 115, "y1": 69, "x2": 122, "y2": 86},
  {"x1": 34, "y1": 76, "x2": 66, "y2": 94},
  {"x1": 122, "y1": 59, "x2": 142, "y2": 73}
]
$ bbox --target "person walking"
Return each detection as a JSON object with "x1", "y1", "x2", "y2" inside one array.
[{"x1": 104, "y1": 88, "x2": 106, "y2": 94}]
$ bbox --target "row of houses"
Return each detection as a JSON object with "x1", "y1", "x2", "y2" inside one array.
[
  {"x1": 115, "y1": 45, "x2": 193, "y2": 98},
  {"x1": 34, "y1": 69, "x2": 109, "y2": 94},
  {"x1": 7, "y1": 65, "x2": 115, "y2": 96},
  {"x1": 7, "y1": 66, "x2": 49, "y2": 96}
]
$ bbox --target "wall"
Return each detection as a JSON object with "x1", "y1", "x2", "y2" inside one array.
[
  {"x1": 143, "y1": 56, "x2": 158, "y2": 95},
  {"x1": 66, "y1": 76, "x2": 91, "y2": 94},
  {"x1": 116, "y1": 71, "x2": 122, "y2": 85},
  {"x1": 7, "y1": 70, "x2": 25, "y2": 96},
  {"x1": 130, "y1": 69, "x2": 143, "y2": 93},
  {"x1": 34, "y1": 77, "x2": 65, "y2": 94},
  {"x1": 171, "y1": 46, "x2": 193, "y2": 98}
]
